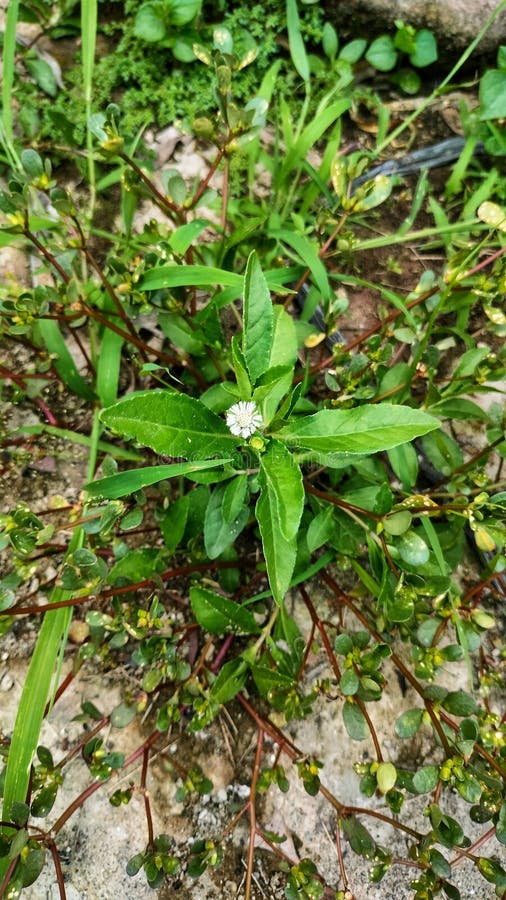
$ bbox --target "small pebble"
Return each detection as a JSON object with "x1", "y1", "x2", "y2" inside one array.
[
  {"x1": 0, "y1": 673, "x2": 14, "y2": 692},
  {"x1": 68, "y1": 621, "x2": 90, "y2": 644}
]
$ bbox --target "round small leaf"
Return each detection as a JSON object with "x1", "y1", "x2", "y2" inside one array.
[
  {"x1": 365, "y1": 35, "x2": 397, "y2": 71},
  {"x1": 398, "y1": 530, "x2": 429, "y2": 566},
  {"x1": 340, "y1": 668, "x2": 359, "y2": 696},
  {"x1": 442, "y1": 690, "x2": 478, "y2": 717},
  {"x1": 395, "y1": 708, "x2": 423, "y2": 738},
  {"x1": 110, "y1": 702, "x2": 137, "y2": 728},
  {"x1": 412, "y1": 765, "x2": 439, "y2": 793},
  {"x1": 134, "y1": 3, "x2": 167, "y2": 42},
  {"x1": 383, "y1": 510, "x2": 412, "y2": 536},
  {"x1": 376, "y1": 762, "x2": 397, "y2": 794}
]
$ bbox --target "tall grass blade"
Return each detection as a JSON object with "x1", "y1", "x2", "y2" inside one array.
[
  {"x1": 1, "y1": 0, "x2": 21, "y2": 168},
  {"x1": 0, "y1": 528, "x2": 83, "y2": 879},
  {"x1": 81, "y1": 0, "x2": 98, "y2": 213}
]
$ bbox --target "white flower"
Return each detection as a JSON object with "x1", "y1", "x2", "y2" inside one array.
[{"x1": 226, "y1": 401, "x2": 262, "y2": 439}]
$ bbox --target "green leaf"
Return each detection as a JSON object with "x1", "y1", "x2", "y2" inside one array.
[
  {"x1": 412, "y1": 765, "x2": 439, "y2": 793},
  {"x1": 447, "y1": 347, "x2": 490, "y2": 388},
  {"x1": 365, "y1": 35, "x2": 397, "y2": 71},
  {"x1": 204, "y1": 483, "x2": 249, "y2": 559},
  {"x1": 110, "y1": 702, "x2": 136, "y2": 728},
  {"x1": 134, "y1": 3, "x2": 167, "y2": 42},
  {"x1": 410, "y1": 29, "x2": 438, "y2": 67},
  {"x1": 429, "y1": 849, "x2": 451, "y2": 879},
  {"x1": 480, "y1": 69, "x2": 506, "y2": 120},
  {"x1": 395, "y1": 708, "x2": 423, "y2": 738},
  {"x1": 376, "y1": 762, "x2": 397, "y2": 794},
  {"x1": 19, "y1": 844, "x2": 45, "y2": 887},
  {"x1": 339, "y1": 668, "x2": 359, "y2": 696},
  {"x1": 190, "y1": 585, "x2": 260, "y2": 635},
  {"x1": 35, "y1": 319, "x2": 95, "y2": 401},
  {"x1": 242, "y1": 251, "x2": 273, "y2": 384},
  {"x1": 307, "y1": 506, "x2": 335, "y2": 552},
  {"x1": 496, "y1": 802, "x2": 506, "y2": 844},
  {"x1": 253, "y1": 366, "x2": 293, "y2": 426},
  {"x1": 276, "y1": 404, "x2": 439, "y2": 454},
  {"x1": 168, "y1": 219, "x2": 208, "y2": 255},
  {"x1": 342, "y1": 701, "x2": 368, "y2": 740},
  {"x1": 210, "y1": 658, "x2": 248, "y2": 704},
  {"x1": 255, "y1": 476, "x2": 297, "y2": 607},
  {"x1": 387, "y1": 443, "x2": 418, "y2": 490},
  {"x1": 138, "y1": 264, "x2": 243, "y2": 291},
  {"x1": 269, "y1": 305, "x2": 298, "y2": 369},
  {"x1": 127, "y1": 852, "x2": 145, "y2": 876},
  {"x1": 441, "y1": 691, "x2": 478, "y2": 717},
  {"x1": 478, "y1": 855, "x2": 506, "y2": 886},
  {"x1": 397, "y1": 530, "x2": 430, "y2": 566},
  {"x1": 259, "y1": 441, "x2": 304, "y2": 542},
  {"x1": 100, "y1": 390, "x2": 239, "y2": 459},
  {"x1": 86, "y1": 459, "x2": 232, "y2": 499},
  {"x1": 168, "y1": 0, "x2": 201, "y2": 26},
  {"x1": 221, "y1": 474, "x2": 248, "y2": 523},
  {"x1": 420, "y1": 430, "x2": 464, "y2": 476},
  {"x1": 107, "y1": 548, "x2": 161, "y2": 585},
  {"x1": 322, "y1": 21, "x2": 338, "y2": 59},
  {"x1": 159, "y1": 312, "x2": 205, "y2": 354},
  {"x1": 339, "y1": 38, "x2": 367, "y2": 63},
  {"x1": 25, "y1": 58, "x2": 58, "y2": 97},
  {"x1": 340, "y1": 816, "x2": 376, "y2": 857},
  {"x1": 270, "y1": 229, "x2": 331, "y2": 301},
  {"x1": 429, "y1": 398, "x2": 491, "y2": 423},
  {"x1": 286, "y1": 0, "x2": 310, "y2": 82},
  {"x1": 351, "y1": 175, "x2": 392, "y2": 213},
  {"x1": 383, "y1": 510, "x2": 412, "y2": 536}
]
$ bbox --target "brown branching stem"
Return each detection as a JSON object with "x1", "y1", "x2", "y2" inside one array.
[
  {"x1": 302, "y1": 585, "x2": 384, "y2": 760},
  {"x1": 244, "y1": 728, "x2": 264, "y2": 900},
  {"x1": 140, "y1": 748, "x2": 154, "y2": 848},
  {"x1": 118, "y1": 152, "x2": 184, "y2": 222}
]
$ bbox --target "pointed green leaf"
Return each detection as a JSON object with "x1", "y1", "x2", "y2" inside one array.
[
  {"x1": 210, "y1": 658, "x2": 248, "y2": 704},
  {"x1": 255, "y1": 455, "x2": 298, "y2": 605},
  {"x1": 221, "y1": 474, "x2": 248, "y2": 523},
  {"x1": 204, "y1": 483, "x2": 249, "y2": 558},
  {"x1": 100, "y1": 390, "x2": 239, "y2": 459},
  {"x1": 340, "y1": 816, "x2": 376, "y2": 856},
  {"x1": 138, "y1": 264, "x2": 243, "y2": 291},
  {"x1": 276, "y1": 404, "x2": 439, "y2": 454},
  {"x1": 85, "y1": 459, "x2": 232, "y2": 499},
  {"x1": 190, "y1": 585, "x2": 260, "y2": 635},
  {"x1": 259, "y1": 441, "x2": 304, "y2": 542},
  {"x1": 242, "y1": 251, "x2": 273, "y2": 384}
]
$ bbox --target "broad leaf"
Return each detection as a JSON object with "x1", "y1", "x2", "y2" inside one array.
[
  {"x1": 210, "y1": 658, "x2": 248, "y2": 704},
  {"x1": 85, "y1": 459, "x2": 232, "y2": 499},
  {"x1": 242, "y1": 251, "x2": 273, "y2": 384},
  {"x1": 204, "y1": 483, "x2": 249, "y2": 559},
  {"x1": 100, "y1": 390, "x2": 239, "y2": 459},
  {"x1": 276, "y1": 403, "x2": 439, "y2": 454},
  {"x1": 190, "y1": 585, "x2": 260, "y2": 635},
  {"x1": 138, "y1": 265, "x2": 243, "y2": 291},
  {"x1": 255, "y1": 451, "x2": 298, "y2": 604},
  {"x1": 340, "y1": 816, "x2": 376, "y2": 856},
  {"x1": 269, "y1": 305, "x2": 297, "y2": 369},
  {"x1": 259, "y1": 441, "x2": 304, "y2": 543},
  {"x1": 253, "y1": 366, "x2": 294, "y2": 427}
]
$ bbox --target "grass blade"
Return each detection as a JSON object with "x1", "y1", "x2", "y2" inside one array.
[{"x1": 0, "y1": 528, "x2": 82, "y2": 868}]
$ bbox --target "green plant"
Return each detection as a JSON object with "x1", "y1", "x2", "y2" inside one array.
[{"x1": 1, "y1": 3, "x2": 506, "y2": 898}]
